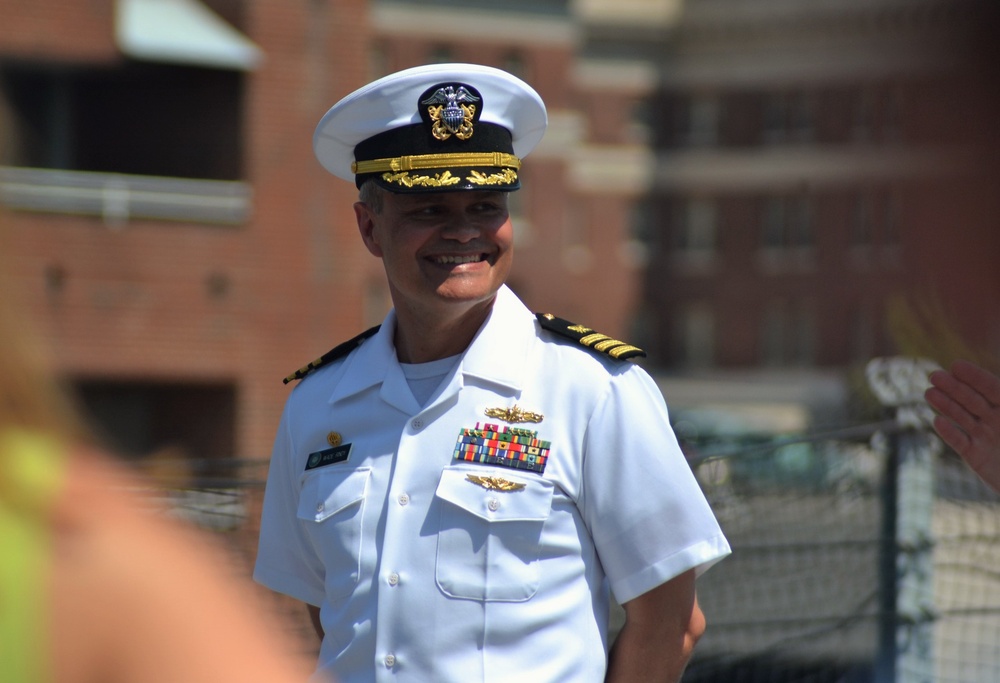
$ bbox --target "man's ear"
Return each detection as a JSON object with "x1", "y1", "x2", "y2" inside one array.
[{"x1": 354, "y1": 202, "x2": 383, "y2": 257}]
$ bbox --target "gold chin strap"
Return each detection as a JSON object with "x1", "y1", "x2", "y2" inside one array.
[{"x1": 352, "y1": 151, "x2": 521, "y2": 175}]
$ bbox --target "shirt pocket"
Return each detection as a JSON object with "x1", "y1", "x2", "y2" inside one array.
[
  {"x1": 296, "y1": 467, "x2": 370, "y2": 600},
  {"x1": 434, "y1": 467, "x2": 554, "y2": 602}
]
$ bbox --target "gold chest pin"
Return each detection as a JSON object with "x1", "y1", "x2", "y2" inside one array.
[
  {"x1": 466, "y1": 474, "x2": 526, "y2": 492},
  {"x1": 483, "y1": 405, "x2": 543, "y2": 424}
]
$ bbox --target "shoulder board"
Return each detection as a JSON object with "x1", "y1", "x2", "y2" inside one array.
[
  {"x1": 535, "y1": 313, "x2": 646, "y2": 361},
  {"x1": 283, "y1": 325, "x2": 381, "y2": 384}
]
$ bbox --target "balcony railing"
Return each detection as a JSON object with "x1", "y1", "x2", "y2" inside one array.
[{"x1": 0, "y1": 166, "x2": 252, "y2": 226}]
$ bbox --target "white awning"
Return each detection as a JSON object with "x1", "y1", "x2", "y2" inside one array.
[{"x1": 115, "y1": 0, "x2": 262, "y2": 71}]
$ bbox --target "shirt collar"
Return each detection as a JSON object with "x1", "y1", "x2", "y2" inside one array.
[
  {"x1": 458, "y1": 285, "x2": 533, "y2": 392},
  {"x1": 327, "y1": 308, "x2": 400, "y2": 406},
  {"x1": 327, "y1": 285, "x2": 534, "y2": 406}
]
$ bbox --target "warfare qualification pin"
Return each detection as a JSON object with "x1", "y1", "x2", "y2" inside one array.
[{"x1": 484, "y1": 405, "x2": 543, "y2": 424}]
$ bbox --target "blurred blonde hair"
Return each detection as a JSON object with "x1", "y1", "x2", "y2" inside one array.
[
  {"x1": 0, "y1": 228, "x2": 89, "y2": 444},
  {"x1": 887, "y1": 291, "x2": 999, "y2": 373}
]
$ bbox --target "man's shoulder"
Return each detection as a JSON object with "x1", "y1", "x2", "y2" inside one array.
[
  {"x1": 282, "y1": 325, "x2": 381, "y2": 385},
  {"x1": 534, "y1": 313, "x2": 646, "y2": 364}
]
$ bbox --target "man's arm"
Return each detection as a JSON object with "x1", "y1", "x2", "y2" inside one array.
[
  {"x1": 926, "y1": 360, "x2": 1000, "y2": 491},
  {"x1": 605, "y1": 570, "x2": 704, "y2": 683}
]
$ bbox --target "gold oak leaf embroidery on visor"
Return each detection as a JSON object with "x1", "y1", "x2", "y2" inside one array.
[
  {"x1": 467, "y1": 169, "x2": 518, "y2": 186},
  {"x1": 381, "y1": 171, "x2": 462, "y2": 188},
  {"x1": 466, "y1": 474, "x2": 526, "y2": 492}
]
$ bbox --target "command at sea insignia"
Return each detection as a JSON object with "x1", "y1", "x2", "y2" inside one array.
[{"x1": 284, "y1": 316, "x2": 644, "y2": 385}]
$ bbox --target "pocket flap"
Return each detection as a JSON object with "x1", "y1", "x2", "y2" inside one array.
[
  {"x1": 297, "y1": 467, "x2": 370, "y2": 523},
  {"x1": 435, "y1": 468, "x2": 552, "y2": 522}
]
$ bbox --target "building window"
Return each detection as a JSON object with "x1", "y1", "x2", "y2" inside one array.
[
  {"x1": 789, "y1": 92, "x2": 815, "y2": 143},
  {"x1": 850, "y1": 301, "x2": 877, "y2": 362},
  {"x1": 676, "y1": 303, "x2": 715, "y2": 369},
  {"x1": 761, "y1": 301, "x2": 787, "y2": 367},
  {"x1": 680, "y1": 199, "x2": 717, "y2": 251},
  {"x1": 622, "y1": 201, "x2": 654, "y2": 269},
  {"x1": 677, "y1": 94, "x2": 719, "y2": 147},
  {"x1": 793, "y1": 302, "x2": 817, "y2": 366},
  {"x1": 851, "y1": 192, "x2": 874, "y2": 247},
  {"x1": 762, "y1": 92, "x2": 786, "y2": 144},
  {"x1": 852, "y1": 88, "x2": 876, "y2": 143},
  {"x1": 762, "y1": 197, "x2": 786, "y2": 249},
  {"x1": 883, "y1": 86, "x2": 903, "y2": 143},
  {"x1": 74, "y1": 380, "x2": 236, "y2": 464},
  {"x1": 760, "y1": 300, "x2": 816, "y2": 367},
  {"x1": 368, "y1": 42, "x2": 390, "y2": 80},
  {"x1": 561, "y1": 201, "x2": 592, "y2": 274},
  {"x1": 428, "y1": 45, "x2": 455, "y2": 64},
  {"x1": 672, "y1": 198, "x2": 717, "y2": 273},
  {"x1": 631, "y1": 200, "x2": 656, "y2": 247},
  {"x1": 763, "y1": 90, "x2": 814, "y2": 145},
  {"x1": 883, "y1": 189, "x2": 902, "y2": 268},
  {"x1": 627, "y1": 98, "x2": 653, "y2": 145},
  {"x1": 760, "y1": 195, "x2": 815, "y2": 256},
  {"x1": 500, "y1": 50, "x2": 527, "y2": 79},
  {"x1": 850, "y1": 187, "x2": 902, "y2": 269},
  {"x1": 787, "y1": 196, "x2": 814, "y2": 249},
  {"x1": 1, "y1": 62, "x2": 244, "y2": 180}
]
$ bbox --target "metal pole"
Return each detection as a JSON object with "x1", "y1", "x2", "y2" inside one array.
[
  {"x1": 875, "y1": 430, "x2": 899, "y2": 683},
  {"x1": 867, "y1": 357, "x2": 940, "y2": 683}
]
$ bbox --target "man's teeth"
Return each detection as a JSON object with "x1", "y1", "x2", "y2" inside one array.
[{"x1": 436, "y1": 255, "x2": 482, "y2": 264}]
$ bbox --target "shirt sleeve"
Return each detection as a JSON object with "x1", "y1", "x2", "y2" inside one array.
[
  {"x1": 253, "y1": 400, "x2": 327, "y2": 606},
  {"x1": 580, "y1": 365, "x2": 731, "y2": 605}
]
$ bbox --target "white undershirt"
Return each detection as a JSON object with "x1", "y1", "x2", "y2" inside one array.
[{"x1": 399, "y1": 354, "x2": 462, "y2": 407}]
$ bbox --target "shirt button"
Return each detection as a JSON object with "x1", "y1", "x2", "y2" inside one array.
[
  {"x1": 397, "y1": 493, "x2": 410, "y2": 506},
  {"x1": 411, "y1": 418, "x2": 423, "y2": 429},
  {"x1": 384, "y1": 654, "x2": 396, "y2": 668},
  {"x1": 488, "y1": 498, "x2": 500, "y2": 512},
  {"x1": 388, "y1": 572, "x2": 399, "y2": 586}
]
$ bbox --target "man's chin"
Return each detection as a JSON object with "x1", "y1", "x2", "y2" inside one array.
[{"x1": 431, "y1": 286, "x2": 501, "y2": 309}]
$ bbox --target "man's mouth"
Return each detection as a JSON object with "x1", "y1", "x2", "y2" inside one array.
[{"x1": 432, "y1": 254, "x2": 486, "y2": 265}]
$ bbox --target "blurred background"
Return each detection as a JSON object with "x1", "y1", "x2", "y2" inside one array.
[{"x1": 1, "y1": 0, "x2": 998, "y2": 680}]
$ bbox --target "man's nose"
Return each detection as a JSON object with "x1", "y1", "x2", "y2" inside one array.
[{"x1": 439, "y1": 216, "x2": 481, "y2": 242}]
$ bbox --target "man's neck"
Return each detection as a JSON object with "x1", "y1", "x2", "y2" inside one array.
[{"x1": 392, "y1": 296, "x2": 496, "y2": 364}]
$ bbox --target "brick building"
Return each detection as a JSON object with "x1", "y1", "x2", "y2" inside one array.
[
  {"x1": 641, "y1": 0, "x2": 1000, "y2": 371},
  {"x1": 0, "y1": 0, "x2": 663, "y2": 463},
  {"x1": 0, "y1": 0, "x2": 375, "y2": 463},
  {"x1": 2, "y1": 0, "x2": 997, "y2": 465}
]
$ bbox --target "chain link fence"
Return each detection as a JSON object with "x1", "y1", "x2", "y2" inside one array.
[
  {"x1": 139, "y1": 363, "x2": 1000, "y2": 681},
  {"x1": 683, "y1": 419, "x2": 1000, "y2": 682}
]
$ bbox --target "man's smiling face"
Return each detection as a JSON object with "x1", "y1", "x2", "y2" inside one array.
[{"x1": 355, "y1": 188, "x2": 514, "y2": 318}]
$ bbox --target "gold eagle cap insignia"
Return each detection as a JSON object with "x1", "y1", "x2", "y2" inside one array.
[
  {"x1": 466, "y1": 474, "x2": 526, "y2": 492},
  {"x1": 483, "y1": 405, "x2": 543, "y2": 424}
]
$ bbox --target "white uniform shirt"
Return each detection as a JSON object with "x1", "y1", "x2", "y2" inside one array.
[{"x1": 254, "y1": 286, "x2": 730, "y2": 683}]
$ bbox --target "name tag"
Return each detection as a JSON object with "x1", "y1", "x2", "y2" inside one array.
[{"x1": 305, "y1": 444, "x2": 352, "y2": 471}]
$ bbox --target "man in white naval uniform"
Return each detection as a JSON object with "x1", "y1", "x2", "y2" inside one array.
[{"x1": 254, "y1": 63, "x2": 731, "y2": 683}]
